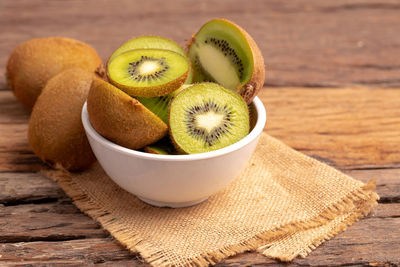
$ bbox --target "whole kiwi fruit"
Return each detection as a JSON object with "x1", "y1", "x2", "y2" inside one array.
[
  {"x1": 6, "y1": 37, "x2": 105, "y2": 111},
  {"x1": 188, "y1": 18, "x2": 265, "y2": 104},
  {"x1": 28, "y1": 68, "x2": 96, "y2": 171},
  {"x1": 87, "y1": 78, "x2": 168, "y2": 150}
]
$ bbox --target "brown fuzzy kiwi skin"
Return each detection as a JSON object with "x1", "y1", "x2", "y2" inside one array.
[
  {"x1": 28, "y1": 68, "x2": 97, "y2": 171},
  {"x1": 187, "y1": 18, "x2": 265, "y2": 104},
  {"x1": 6, "y1": 37, "x2": 105, "y2": 111},
  {"x1": 87, "y1": 78, "x2": 168, "y2": 150},
  {"x1": 106, "y1": 60, "x2": 189, "y2": 97}
]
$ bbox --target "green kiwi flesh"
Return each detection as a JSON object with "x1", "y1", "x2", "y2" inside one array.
[
  {"x1": 188, "y1": 19, "x2": 254, "y2": 92},
  {"x1": 107, "y1": 49, "x2": 189, "y2": 97},
  {"x1": 144, "y1": 137, "x2": 178, "y2": 155},
  {"x1": 109, "y1": 36, "x2": 193, "y2": 84},
  {"x1": 169, "y1": 83, "x2": 249, "y2": 154},
  {"x1": 109, "y1": 36, "x2": 187, "y2": 63},
  {"x1": 136, "y1": 84, "x2": 190, "y2": 124}
]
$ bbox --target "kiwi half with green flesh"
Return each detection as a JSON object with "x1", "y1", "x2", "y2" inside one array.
[
  {"x1": 169, "y1": 83, "x2": 249, "y2": 154},
  {"x1": 6, "y1": 37, "x2": 104, "y2": 111},
  {"x1": 28, "y1": 68, "x2": 96, "y2": 171},
  {"x1": 188, "y1": 18, "x2": 265, "y2": 104},
  {"x1": 109, "y1": 36, "x2": 193, "y2": 84},
  {"x1": 107, "y1": 49, "x2": 189, "y2": 97},
  {"x1": 87, "y1": 78, "x2": 168, "y2": 150},
  {"x1": 136, "y1": 84, "x2": 190, "y2": 124}
]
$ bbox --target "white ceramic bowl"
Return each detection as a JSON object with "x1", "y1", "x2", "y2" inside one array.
[{"x1": 82, "y1": 97, "x2": 266, "y2": 208}]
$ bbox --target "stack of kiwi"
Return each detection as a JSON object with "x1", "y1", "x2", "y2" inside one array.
[{"x1": 6, "y1": 18, "x2": 265, "y2": 171}]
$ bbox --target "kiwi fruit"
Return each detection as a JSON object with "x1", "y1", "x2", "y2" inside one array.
[
  {"x1": 6, "y1": 37, "x2": 104, "y2": 111},
  {"x1": 136, "y1": 84, "x2": 190, "y2": 124},
  {"x1": 144, "y1": 137, "x2": 178, "y2": 155},
  {"x1": 28, "y1": 68, "x2": 96, "y2": 171},
  {"x1": 107, "y1": 49, "x2": 189, "y2": 97},
  {"x1": 87, "y1": 78, "x2": 168, "y2": 150},
  {"x1": 169, "y1": 83, "x2": 249, "y2": 154},
  {"x1": 109, "y1": 36, "x2": 192, "y2": 84},
  {"x1": 188, "y1": 18, "x2": 265, "y2": 104}
]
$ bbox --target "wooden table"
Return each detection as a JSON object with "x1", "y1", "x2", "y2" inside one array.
[{"x1": 1, "y1": 1, "x2": 399, "y2": 266}]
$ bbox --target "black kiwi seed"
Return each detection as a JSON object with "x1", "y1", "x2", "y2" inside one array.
[{"x1": 184, "y1": 100, "x2": 233, "y2": 146}]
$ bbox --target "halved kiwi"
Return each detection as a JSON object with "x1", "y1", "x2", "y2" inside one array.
[
  {"x1": 6, "y1": 37, "x2": 104, "y2": 111},
  {"x1": 109, "y1": 36, "x2": 192, "y2": 84},
  {"x1": 169, "y1": 83, "x2": 249, "y2": 154},
  {"x1": 87, "y1": 78, "x2": 168, "y2": 150},
  {"x1": 107, "y1": 49, "x2": 189, "y2": 97},
  {"x1": 28, "y1": 68, "x2": 96, "y2": 171},
  {"x1": 188, "y1": 18, "x2": 265, "y2": 104}
]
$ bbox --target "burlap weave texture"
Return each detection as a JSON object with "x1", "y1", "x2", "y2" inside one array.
[{"x1": 44, "y1": 133, "x2": 378, "y2": 266}]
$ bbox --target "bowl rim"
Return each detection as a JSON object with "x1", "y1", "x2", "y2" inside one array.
[{"x1": 82, "y1": 96, "x2": 266, "y2": 162}]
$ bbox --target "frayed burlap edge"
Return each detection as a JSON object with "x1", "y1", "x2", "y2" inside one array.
[{"x1": 42, "y1": 166, "x2": 378, "y2": 267}]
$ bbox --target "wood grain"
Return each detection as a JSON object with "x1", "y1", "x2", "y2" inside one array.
[
  {"x1": 1, "y1": 0, "x2": 400, "y2": 88},
  {"x1": 0, "y1": 202, "x2": 107, "y2": 243},
  {"x1": 0, "y1": 172, "x2": 62, "y2": 205},
  {"x1": 263, "y1": 88, "x2": 400, "y2": 168}
]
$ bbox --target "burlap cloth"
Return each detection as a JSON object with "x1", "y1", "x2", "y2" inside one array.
[{"x1": 43, "y1": 133, "x2": 379, "y2": 266}]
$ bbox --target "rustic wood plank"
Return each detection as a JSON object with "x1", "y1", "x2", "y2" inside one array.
[
  {"x1": 0, "y1": 202, "x2": 107, "y2": 243},
  {"x1": 1, "y1": 0, "x2": 400, "y2": 88},
  {"x1": 1, "y1": 87, "x2": 399, "y2": 171},
  {"x1": 0, "y1": 238, "x2": 139, "y2": 266},
  {"x1": 0, "y1": 172, "x2": 63, "y2": 205},
  {"x1": 0, "y1": 204, "x2": 398, "y2": 266},
  {"x1": 263, "y1": 88, "x2": 400, "y2": 169},
  {"x1": 0, "y1": 122, "x2": 43, "y2": 172},
  {"x1": 0, "y1": 91, "x2": 28, "y2": 124}
]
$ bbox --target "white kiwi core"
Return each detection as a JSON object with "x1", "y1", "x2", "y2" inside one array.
[
  {"x1": 195, "y1": 111, "x2": 224, "y2": 134},
  {"x1": 197, "y1": 45, "x2": 240, "y2": 91},
  {"x1": 139, "y1": 61, "x2": 161, "y2": 75}
]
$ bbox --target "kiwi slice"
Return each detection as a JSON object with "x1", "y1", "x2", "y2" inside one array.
[
  {"x1": 107, "y1": 49, "x2": 189, "y2": 97},
  {"x1": 188, "y1": 18, "x2": 265, "y2": 104},
  {"x1": 6, "y1": 37, "x2": 104, "y2": 111},
  {"x1": 28, "y1": 68, "x2": 96, "y2": 171},
  {"x1": 136, "y1": 84, "x2": 190, "y2": 124},
  {"x1": 169, "y1": 83, "x2": 249, "y2": 154},
  {"x1": 109, "y1": 36, "x2": 192, "y2": 84},
  {"x1": 87, "y1": 78, "x2": 168, "y2": 150}
]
